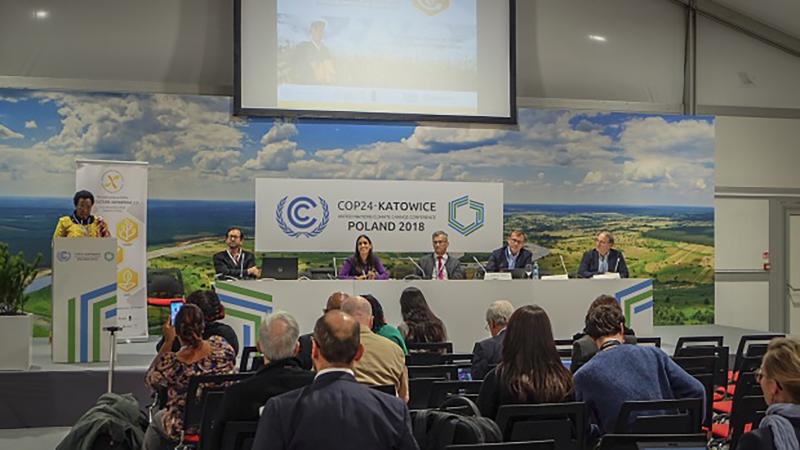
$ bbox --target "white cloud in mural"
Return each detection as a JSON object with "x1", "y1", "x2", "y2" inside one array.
[
  {"x1": 402, "y1": 126, "x2": 508, "y2": 150},
  {"x1": 244, "y1": 141, "x2": 306, "y2": 172},
  {"x1": 24, "y1": 121, "x2": 37, "y2": 129},
  {"x1": 581, "y1": 171, "x2": 605, "y2": 185},
  {"x1": 260, "y1": 121, "x2": 298, "y2": 144},
  {"x1": 0, "y1": 124, "x2": 23, "y2": 139},
  {"x1": 192, "y1": 150, "x2": 242, "y2": 175}
]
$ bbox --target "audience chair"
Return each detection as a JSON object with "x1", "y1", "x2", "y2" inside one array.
[
  {"x1": 613, "y1": 398, "x2": 703, "y2": 435},
  {"x1": 674, "y1": 335, "x2": 723, "y2": 356},
  {"x1": 674, "y1": 336, "x2": 729, "y2": 389},
  {"x1": 238, "y1": 346, "x2": 264, "y2": 372},
  {"x1": 554, "y1": 339, "x2": 573, "y2": 358},
  {"x1": 672, "y1": 355, "x2": 716, "y2": 427},
  {"x1": 714, "y1": 355, "x2": 763, "y2": 415},
  {"x1": 428, "y1": 380, "x2": 483, "y2": 408},
  {"x1": 220, "y1": 421, "x2": 258, "y2": 450},
  {"x1": 712, "y1": 369, "x2": 766, "y2": 448},
  {"x1": 369, "y1": 383, "x2": 397, "y2": 395},
  {"x1": 729, "y1": 334, "x2": 783, "y2": 384},
  {"x1": 444, "y1": 353, "x2": 474, "y2": 364},
  {"x1": 595, "y1": 433, "x2": 707, "y2": 450},
  {"x1": 407, "y1": 352, "x2": 446, "y2": 366},
  {"x1": 408, "y1": 364, "x2": 460, "y2": 380},
  {"x1": 408, "y1": 342, "x2": 454, "y2": 353},
  {"x1": 495, "y1": 402, "x2": 587, "y2": 450},
  {"x1": 446, "y1": 441, "x2": 556, "y2": 450},
  {"x1": 409, "y1": 377, "x2": 446, "y2": 410},
  {"x1": 199, "y1": 391, "x2": 226, "y2": 450},
  {"x1": 182, "y1": 373, "x2": 252, "y2": 446},
  {"x1": 635, "y1": 337, "x2": 661, "y2": 348}
]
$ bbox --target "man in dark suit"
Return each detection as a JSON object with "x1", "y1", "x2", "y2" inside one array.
[
  {"x1": 416, "y1": 230, "x2": 464, "y2": 280},
  {"x1": 297, "y1": 291, "x2": 349, "y2": 370},
  {"x1": 577, "y1": 231, "x2": 629, "y2": 278},
  {"x1": 485, "y1": 230, "x2": 533, "y2": 273},
  {"x1": 471, "y1": 300, "x2": 514, "y2": 380},
  {"x1": 213, "y1": 226, "x2": 260, "y2": 279},
  {"x1": 208, "y1": 311, "x2": 314, "y2": 449},
  {"x1": 253, "y1": 310, "x2": 419, "y2": 450}
]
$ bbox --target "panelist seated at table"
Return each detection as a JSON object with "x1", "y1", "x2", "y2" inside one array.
[
  {"x1": 213, "y1": 226, "x2": 260, "y2": 280},
  {"x1": 416, "y1": 230, "x2": 464, "y2": 280},
  {"x1": 338, "y1": 234, "x2": 389, "y2": 280},
  {"x1": 577, "y1": 231, "x2": 629, "y2": 279},
  {"x1": 53, "y1": 190, "x2": 111, "y2": 238},
  {"x1": 485, "y1": 230, "x2": 533, "y2": 273}
]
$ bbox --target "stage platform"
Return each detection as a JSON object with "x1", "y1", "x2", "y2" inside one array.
[{"x1": 0, "y1": 324, "x2": 776, "y2": 429}]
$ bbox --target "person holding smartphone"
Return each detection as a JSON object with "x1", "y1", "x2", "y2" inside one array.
[{"x1": 155, "y1": 290, "x2": 239, "y2": 357}]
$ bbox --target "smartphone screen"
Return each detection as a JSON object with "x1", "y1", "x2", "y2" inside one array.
[
  {"x1": 457, "y1": 368, "x2": 472, "y2": 381},
  {"x1": 170, "y1": 301, "x2": 184, "y2": 325}
]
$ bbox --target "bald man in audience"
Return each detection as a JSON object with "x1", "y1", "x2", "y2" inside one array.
[
  {"x1": 342, "y1": 296, "x2": 409, "y2": 402},
  {"x1": 253, "y1": 310, "x2": 418, "y2": 450},
  {"x1": 297, "y1": 291, "x2": 350, "y2": 370}
]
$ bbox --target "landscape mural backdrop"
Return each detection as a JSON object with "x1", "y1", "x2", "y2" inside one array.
[{"x1": 0, "y1": 88, "x2": 715, "y2": 336}]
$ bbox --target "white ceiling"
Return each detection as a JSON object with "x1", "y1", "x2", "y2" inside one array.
[{"x1": 714, "y1": 0, "x2": 800, "y2": 39}]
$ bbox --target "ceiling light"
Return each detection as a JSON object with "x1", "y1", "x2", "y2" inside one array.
[
  {"x1": 33, "y1": 10, "x2": 49, "y2": 19},
  {"x1": 588, "y1": 34, "x2": 607, "y2": 42}
]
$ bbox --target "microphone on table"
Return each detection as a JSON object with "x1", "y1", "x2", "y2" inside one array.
[
  {"x1": 559, "y1": 255, "x2": 569, "y2": 277},
  {"x1": 407, "y1": 257, "x2": 426, "y2": 278},
  {"x1": 614, "y1": 256, "x2": 620, "y2": 273},
  {"x1": 473, "y1": 256, "x2": 488, "y2": 275},
  {"x1": 332, "y1": 257, "x2": 338, "y2": 276}
]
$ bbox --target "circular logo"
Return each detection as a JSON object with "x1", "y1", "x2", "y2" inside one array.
[
  {"x1": 56, "y1": 250, "x2": 71, "y2": 262},
  {"x1": 276, "y1": 196, "x2": 329, "y2": 238},
  {"x1": 101, "y1": 169, "x2": 124, "y2": 193},
  {"x1": 104, "y1": 251, "x2": 115, "y2": 262}
]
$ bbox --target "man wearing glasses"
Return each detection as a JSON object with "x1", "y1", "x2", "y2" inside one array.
[
  {"x1": 213, "y1": 226, "x2": 261, "y2": 280},
  {"x1": 577, "y1": 230, "x2": 629, "y2": 278},
  {"x1": 485, "y1": 230, "x2": 533, "y2": 273},
  {"x1": 416, "y1": 230, "x2": 464, "y2": 279}
]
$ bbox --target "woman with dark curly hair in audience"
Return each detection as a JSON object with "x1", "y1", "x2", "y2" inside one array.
[
  {"x1": 397, "y1": 287, "x2": 447, "y2": 346},
  {"x1": 363, "y1": 293, "x2": 408, "y2": 354},
  {"x1": 143, "y1": 304, "x2": 236, "y2": 450},
  {"x1": 155, "y1": 289, "x2": 239, "y2": 356},
  {"x1": 477, "y1": 304, "x2": 574, "y2": 420},
  {"x1": 737, "y1": 337, "x2": 800, "y2": 450}
]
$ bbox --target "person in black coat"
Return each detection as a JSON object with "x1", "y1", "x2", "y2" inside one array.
[
  {"x1": 577, "y1": 231, "x2": 629, "y2": 278},
  {"x1": 155, "y1": 290, "x2": 239, "y2": 356},
  {"x1": 208, "y1": 311, "x2": 314, "y2": 450},
  {"x1": 213, "y1": 227, "x2": 260, "y2": 280},
  {"x1": 471, "y1": 300, "x2": 514, "y2": 380},
  {"x1": 253, "y1": 310, "x2": 419, "y2": 450},
  {"x1": 296, "y1": 291, "x2": 350, "y2": 370},
  {"x1": 737, "y1": 337, "x2": 800, "y2": 450},
  {"x1": 485, "y1": 230, "x2": 533, "y2": 273}
]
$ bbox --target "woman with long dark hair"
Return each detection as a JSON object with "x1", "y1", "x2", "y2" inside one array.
[
  {"x1": 477, "y1": 304, "x2": 574, "y2": 420},
  {"x1": 398, "y1": 287, "x2": 447, "y2": 344},
  {"x1": 363, "y1": 294, "x2": 407, "y2": 354},
  {"x1": 143, "y1": 304, "x2": 236, "y2": 450},
  {"x1": 338, "y1": 234, "x2": 389, "y2": 280}
]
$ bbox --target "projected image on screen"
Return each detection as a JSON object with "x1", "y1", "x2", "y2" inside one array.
[
  {"x1": 238, "y1": 0, "x2": 513, "y2": 121},
  {"x1": 276, "y1": 0, "x2": 478, "y2": 113}
]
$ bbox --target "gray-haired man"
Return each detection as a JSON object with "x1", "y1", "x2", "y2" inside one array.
[
  {"x1": 209, "y1": 311, "x2": 314, "y2": 449},
  {"x1": 416, "y1": 230, "x2": 464, "y2": 279},
  {"x1": 470, "y1": 300, "x2": 514, "y2": 380}
]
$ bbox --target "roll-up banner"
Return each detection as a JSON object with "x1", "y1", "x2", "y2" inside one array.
[
  {"x1": 76, "y1": 160, "x2": 149, "y2": 339},
  {"x1": 256, "y1": 178, "x2": 503, "y2": 252}
]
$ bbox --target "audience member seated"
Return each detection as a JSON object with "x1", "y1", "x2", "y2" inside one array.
[
  {"x1": 252, "y1": 310, "x2": 419, "y2": 450},
  {"x1": 338, "y1": 234, "x2": 389, "y2": 280},
  {"x1": 737, "y1": 337, "x2": 800, "y2": 450},
  {"x1": 297, "y1": 291, "x2": 350, "y2": 370},
  {"x1": 208, "y1": 311, "x2": 314, "y2": 449},
  {"x1": 477, "y1": 305, "x2": 574, "y2": 420},
  {"x1": 573, "y1": 304, "x2": 704, "y2": 437},
  {"x1": 343, "y1": 296, "x2": 409, "y2": 402},
  {"x1": 143, "y1": 304, "x2": 236, "y2": 450},
  {"x1": 398, "y1": 287, "x2": 447, "y2": 347},
  {"x1": 570, "y1": 294, "x2": 636, "y2": 373},
  {"x1": 156, "y1": 289, "x2": 239, "y2": 356},
  {"x1": 364, "y1": 294, "x2": 408, "y2": 354},
  {"x1": 471, "y1": 300, "x2": 514, "y2": 380}
]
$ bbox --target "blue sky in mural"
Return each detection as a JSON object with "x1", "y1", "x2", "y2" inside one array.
[{"x1": 0, "y1": 88, "x2": 714, "y2": 205}]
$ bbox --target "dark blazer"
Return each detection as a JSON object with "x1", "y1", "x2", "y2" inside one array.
[
  {"x1": 208, "y1": 357, "x2": 314, "y2": 449},
  {"x1": 736, "y1": 415, "x2": 800, "y2": 450},
  {"x1": 213, "y1": 250, "x2": 258, "y2": 279},
  {"x1": 155, "y1": 321, "x2": 240, "y2": 356},
  {"x1": 485, "y1": 246, "x2": 533, "y2": 272},
  {"x1": 253, "y1": 371, "x2": 419, "y2": 450},
  {"x1": 296, "y1": 333, "x2": 313, "y2": 371},
  {"x1": 577, "y1": 248, "x2": 629, "y2": 278},
  {"x1": 570, "y1": 329, "x2": 637, "y2": 374},
  {"x1": 416, "y1": 253, "x2": 464, "y2": 279},
  {"x1": 471, "y1": 329, "x2": 505, "y2": 380}
]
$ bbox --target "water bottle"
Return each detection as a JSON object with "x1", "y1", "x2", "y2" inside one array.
[{"x1": 532, "y1": 261, "x2": 539, "y2": 280}]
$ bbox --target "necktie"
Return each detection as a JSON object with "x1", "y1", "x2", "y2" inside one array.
[{"x1": 437, "y1": 256, "x2": 444, "y2": 280}]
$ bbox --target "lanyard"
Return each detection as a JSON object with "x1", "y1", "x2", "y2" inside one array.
[{"x1": 227, "y1": 250, "x2": 245, "y2": 278}]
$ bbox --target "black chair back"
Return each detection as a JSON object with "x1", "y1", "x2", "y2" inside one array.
[
  {"x1": 238, "y1": 346, "x2": 264, "y2": 372},
  {"x1": 596, "y1": 433, "x2": 707, "y2": 450},
  {"x1": 636, "y1": 337, "x2": 661, "y2": 347},
  {"x1": 614, "y1": 398, "x2": 703, "y2": 434},
  {"x1": 444, "y1": 353, "x2": 475, "y2": 364},
  {"x1": 407, "y1": 352, "x2": 446, "y2": 366},
  {"x1": 370, "y1": 383, "x2": 397, "y2": 395},
  {"x1": 220, "y1": 421, "x2": 258, "y2": 450},
  {"x1": 672, "y1": 355, "x2": 715, "y2": 375},
  {"x1": 147, "y1": 268, "x2": 185, "y2": 298},
  {"x1": 554, "y1": 339, "x2": 573, "y2": 358},
  {"x1": 446, "y1": 441, "x2": 556, "y2": 450},
  {"x1": 732, "y1": 334, "x2": 784, "y2": 375},
  {"x1": 495, "y1": 402, "x2": 587, "y2": 450},
  {"x1": 675, "y1": 343, "x2": 729, "y2": 387},
  {"x1": 409, "y1": 377, "x2": 446, "y2": 410},
  {"x1": 729, "y1": 395, "x2": 767, "y2": 449},
  {"x1": 199, "y1": 391, "x2": 226, "y2": 450},
  {"x1": 428, "y1": 380, "x2": 483, "y2": 408},
  {"x1": 674, "y1": 335, "x2": 723, "y2": 356},
  {"x1": 408, "y1": 341, "x2": 454, "y2": 353},
  {"x1": 183, "y1": 373, "x2": 252, "y2": 437},
  {"x1": 408, "y1": 364, "x2": 461, "y2": 380}
]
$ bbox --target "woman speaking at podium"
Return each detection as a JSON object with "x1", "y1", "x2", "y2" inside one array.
[
  {"x1": 53, "y1": 190, "x2": 111, "y2": 238},
  {"x1": 338, "y1": 234, "x2": 389, "y2": 280}
]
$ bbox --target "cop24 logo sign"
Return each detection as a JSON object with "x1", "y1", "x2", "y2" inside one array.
[
  {"x1": 56, "y1": 250, "x2": 71, "y2": 262},
  {"x1": 448, "y1": 195, "x2": 485, "y2": 236},
  {"x1": 276, "y1": 196, "x2": 330, "y2": 238}
]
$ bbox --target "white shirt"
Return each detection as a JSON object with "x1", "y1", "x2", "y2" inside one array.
[
  {"x1": 432, "y1": 253, "x2": 449, "y2": 280},
  {"x1": 314, "y1": 367, "x2": 355, "y2": 379}
]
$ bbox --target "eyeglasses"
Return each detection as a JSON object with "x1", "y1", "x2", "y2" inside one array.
[
  {"x1": 508, "y1": 237, "x2": 523, "y2": 244},
  {"x1": 433, "y1": 240, "x2": 447, "y2": 245}
]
